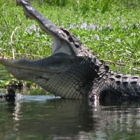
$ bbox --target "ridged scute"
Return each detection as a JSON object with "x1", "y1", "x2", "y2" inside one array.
[
  {"x1": 60, "y1": 27, "x2": 82, "y2": 48},
  {"x1": 98, "y1": 73, "x2": 140, "y2": 102}
]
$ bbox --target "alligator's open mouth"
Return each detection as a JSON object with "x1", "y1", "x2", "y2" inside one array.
[{"x1": 0, "y1": 0, "x2": 82, "y2": 77}]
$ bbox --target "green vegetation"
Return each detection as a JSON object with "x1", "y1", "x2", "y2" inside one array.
[{"x1": 0, "y1": 0, "x2": 140, "y2": 92}]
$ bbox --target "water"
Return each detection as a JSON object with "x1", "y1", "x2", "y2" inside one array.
[{"x1": 0, "y1": 95, "x2": 140, "y2": 140}]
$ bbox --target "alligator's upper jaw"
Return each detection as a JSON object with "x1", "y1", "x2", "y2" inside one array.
[{"x1": 16, "y1": 0, "x2": 78, "y2": 57}]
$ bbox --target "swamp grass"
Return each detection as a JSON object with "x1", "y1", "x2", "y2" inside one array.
[{"x1": 0, "y1": 0, "x2": 140, "y2": 88}]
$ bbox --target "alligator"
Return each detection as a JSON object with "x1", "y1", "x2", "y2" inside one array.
[{"x1": 0, "y1": 0, "x2": 140, "y2": 102}]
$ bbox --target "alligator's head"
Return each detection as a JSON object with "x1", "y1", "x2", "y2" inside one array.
[{"x1": 0, "y1": 0, "x2": 107, "y2": 100}]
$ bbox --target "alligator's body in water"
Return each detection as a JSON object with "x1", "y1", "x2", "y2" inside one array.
[{"x1": 0, "y1": 0, "x2": 140, "y2": 102}]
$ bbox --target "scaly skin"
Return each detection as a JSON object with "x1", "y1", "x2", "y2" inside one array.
[{"x1": 0, "y1": 0, "x2": 140, "y2": 102}]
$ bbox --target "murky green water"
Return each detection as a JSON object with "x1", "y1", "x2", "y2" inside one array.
[{"x1": 0, "y1": 95, "x2": 140, "y2": 140}]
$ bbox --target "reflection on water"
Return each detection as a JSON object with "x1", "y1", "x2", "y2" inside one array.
[{"x1": 0, "y1": 95, "x2": 140, "y2": 140}]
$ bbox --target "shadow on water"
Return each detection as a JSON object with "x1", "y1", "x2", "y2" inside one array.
[{"x1": 0, "y1": 95, "x2": 140, "y2": 140}]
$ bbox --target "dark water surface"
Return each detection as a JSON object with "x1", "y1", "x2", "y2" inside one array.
[{"x1": 0, "y1": 95, "x2": 140, "y2": 140}]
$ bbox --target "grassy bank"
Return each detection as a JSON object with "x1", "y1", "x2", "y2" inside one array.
[{"x1": 0, "y1": 0, "x2": 140, "y2": 89}]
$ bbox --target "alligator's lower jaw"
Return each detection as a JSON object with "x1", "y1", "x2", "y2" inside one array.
[{"x1": 3, "y1": 64, "x2": 84, "y2": 100}]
